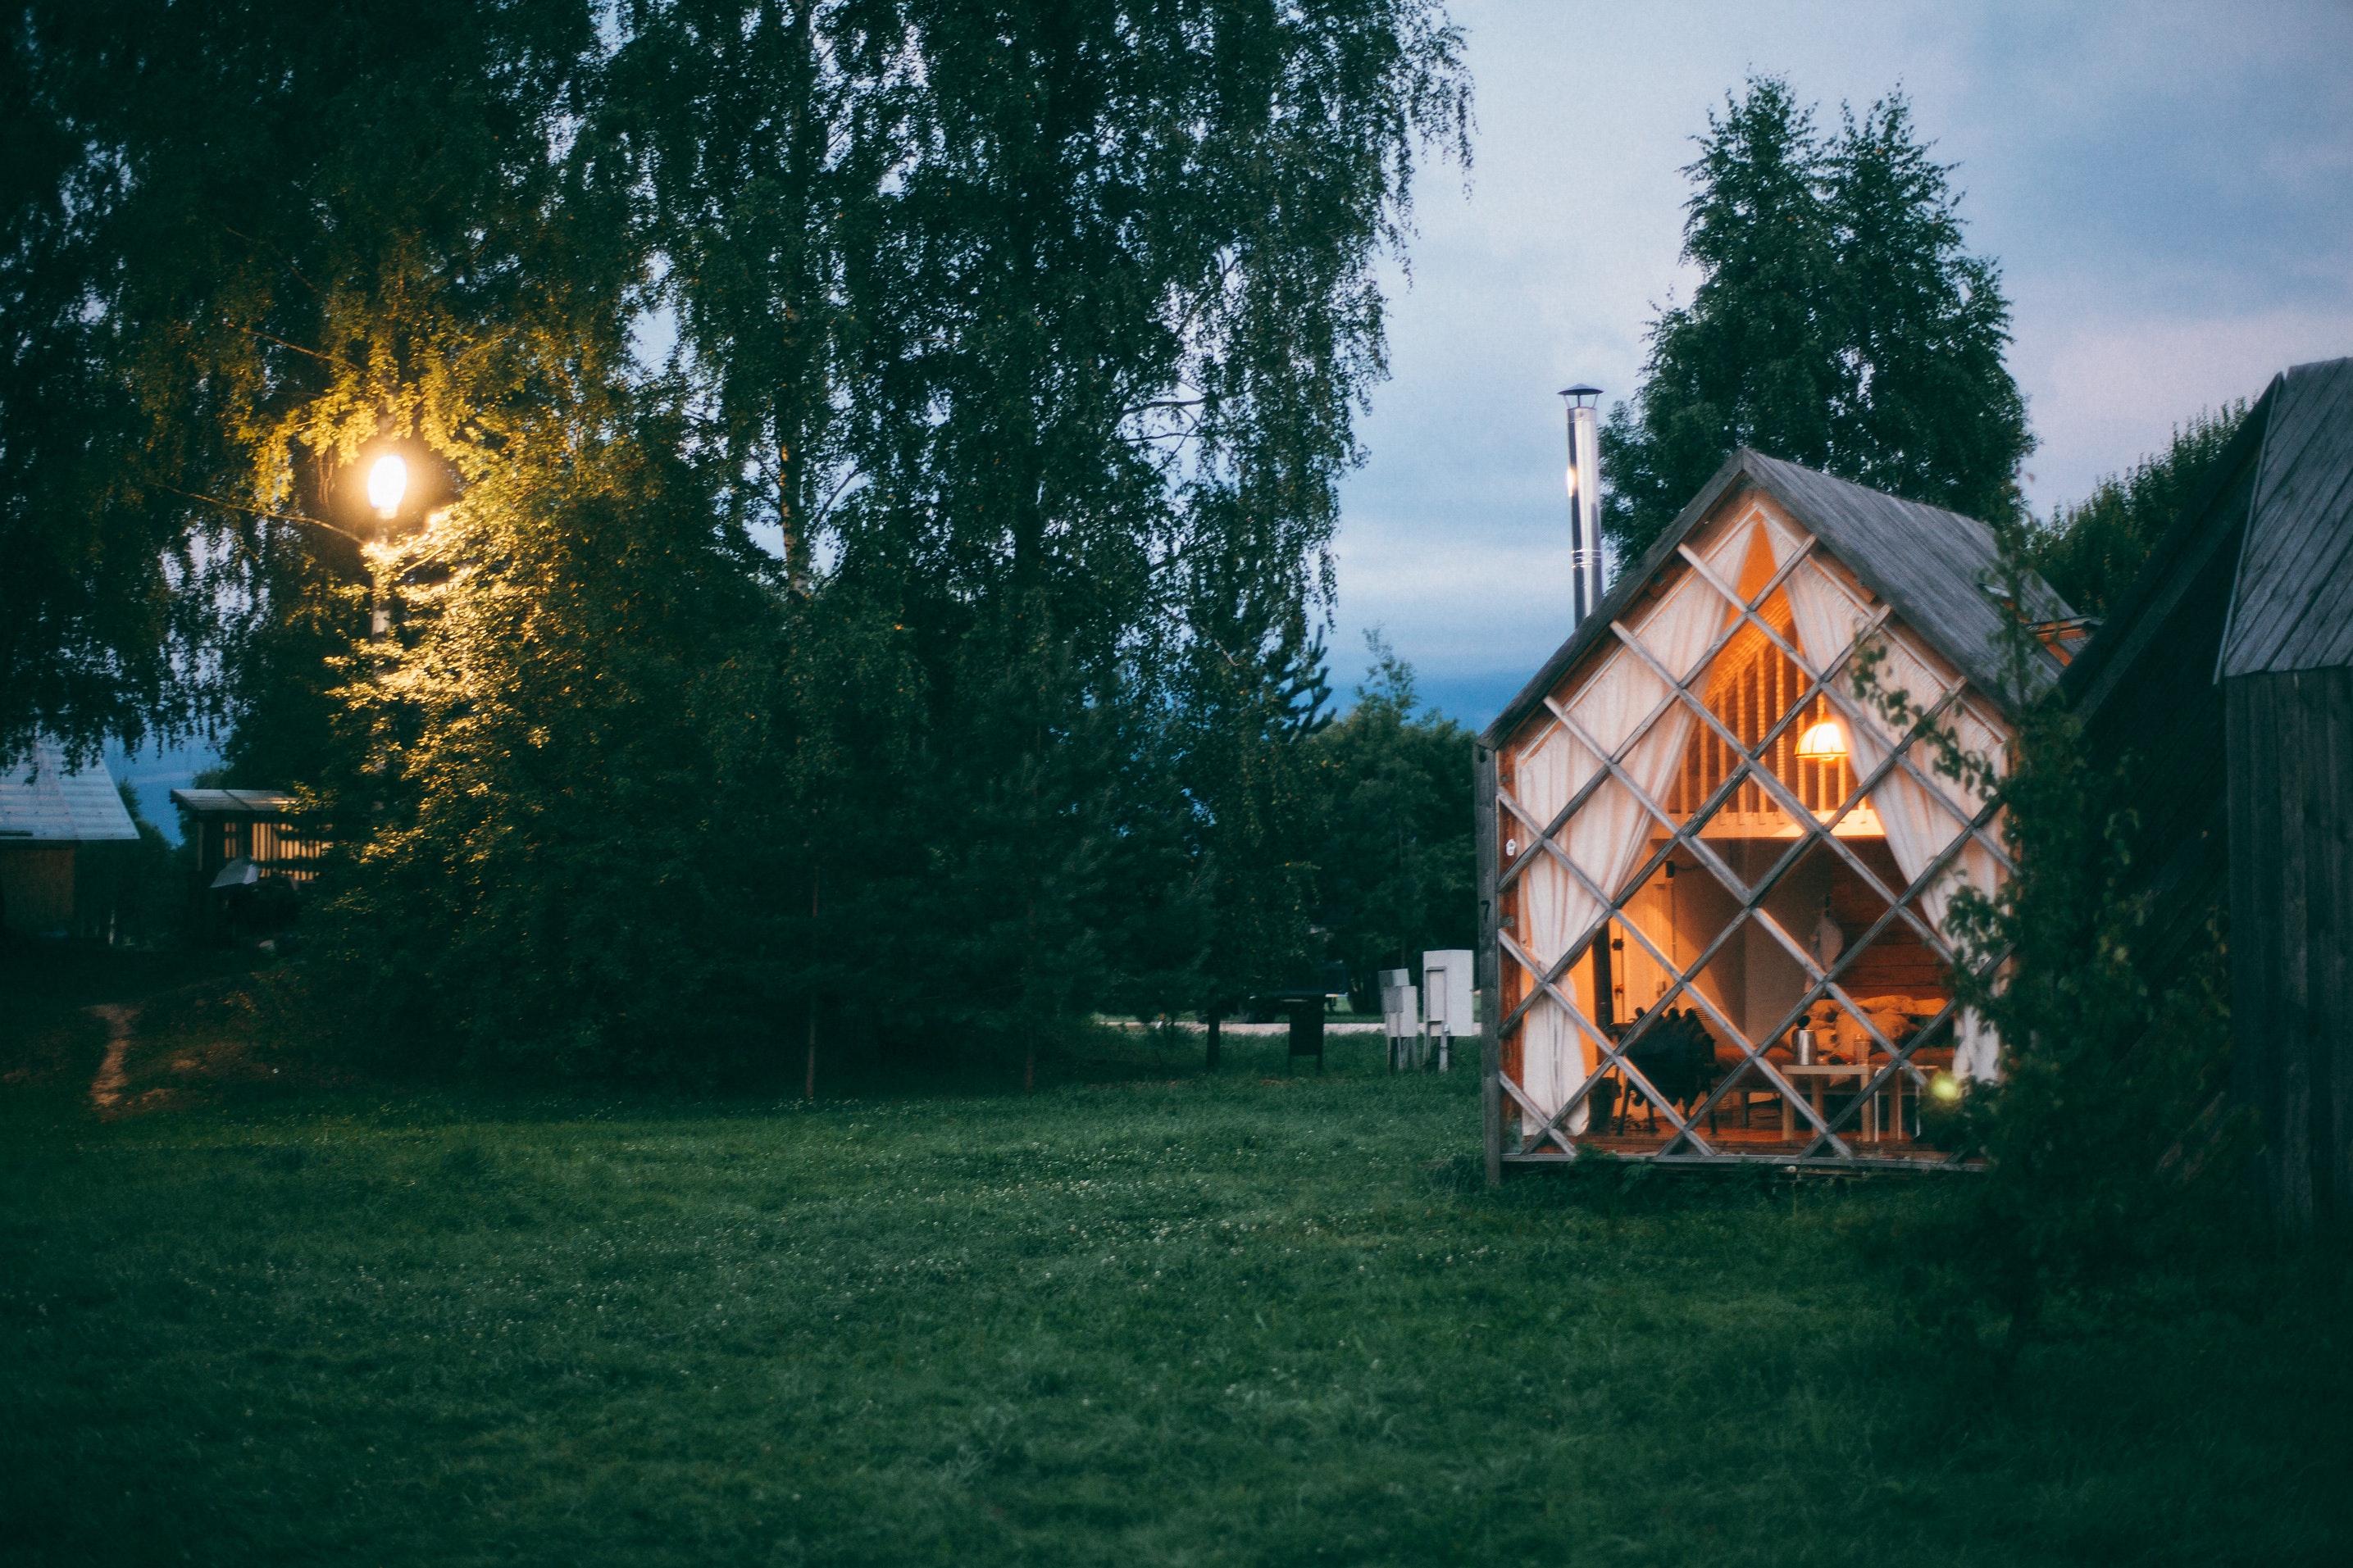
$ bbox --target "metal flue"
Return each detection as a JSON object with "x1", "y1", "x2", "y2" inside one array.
[{"x1": 1560, "y1": 385, "x2": 1604, "y2": 623}]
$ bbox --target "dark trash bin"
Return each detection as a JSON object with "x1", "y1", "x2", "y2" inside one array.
[
  {"x1": 1250, "y1": 987, "x2": 1327, "y2": 1071},
  {"x1": 1286, "y1": 1002, "x2": 1324, "y2": 1072}
]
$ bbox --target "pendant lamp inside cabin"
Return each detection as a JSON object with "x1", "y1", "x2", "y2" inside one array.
[{"x1": 1795, "y1": 719, "x2": 1847, "y2": 763}]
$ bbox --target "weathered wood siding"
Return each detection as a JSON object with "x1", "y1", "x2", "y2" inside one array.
[
  {"x1": 2228, "y1": 668, "x2": 2353, "y2": 1233},
  {"x1": 0, "y1": 846, "x2": 76, "y2": 934}
]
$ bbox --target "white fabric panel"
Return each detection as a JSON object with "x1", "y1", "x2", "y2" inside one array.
[
  {"x1": 1779, "y1": 555, "x2": 2005, "y2": 1081},
  {"x1": 1513, "y1": 543, "x2": 1736, "y2": 1136}
]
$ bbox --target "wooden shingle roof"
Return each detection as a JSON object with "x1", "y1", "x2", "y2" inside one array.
[
  {"x1": 0, "y1": 739, "x2": 140, "y2": 843},
  {"x1": 169, "y1": 788, "x2": 299, "y2": 817},
  {"x1": 2220, "y1": 356, "x2": 2353, "y2": 677},
  {"x1": 1485, "y1": 449, "x2": 2073, "y2": 747}
]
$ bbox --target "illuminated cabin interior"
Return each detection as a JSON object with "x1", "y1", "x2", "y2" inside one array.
[{"x1": 1477, "y1": 451, "x2": 2075, "y2": 1167}]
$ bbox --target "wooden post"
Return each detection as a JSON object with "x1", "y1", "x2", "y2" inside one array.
[
  {"x1": 1477, "y1": 742, "x2": 1504, "y2": 1188},
  {"x1": 1591, "y1": 925, "x2": 1616, "y2": 1032},
  {"x1": 1205, "y1": 1002, "x2": 1222, "y2": 1073}
]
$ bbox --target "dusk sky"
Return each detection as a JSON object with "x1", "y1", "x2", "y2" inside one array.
[{"x1": 1332, "y1": 0, "x2": 2353, "y2": 726}]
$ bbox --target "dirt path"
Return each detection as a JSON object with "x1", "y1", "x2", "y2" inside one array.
[{"x1": 89, "y1": 1003, "x2": 136, "y2": 1112}]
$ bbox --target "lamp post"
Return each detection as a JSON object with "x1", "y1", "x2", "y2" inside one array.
[
  {"x1": 364, "y1": 452, "x2": 408, "y2": 647},
  {"x1": 346, "y1": 440, "x2": 451, "y2": 813},
  {"x1": 1559, "y1": 385, "x2": 1604, "y2": 625}
]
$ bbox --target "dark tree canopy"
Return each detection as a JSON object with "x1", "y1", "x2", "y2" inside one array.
[
  {"x1": 5, "y1": 1, "x2": 1470, "y2": 1074},
  {"x1": 1602, "y1": 78, "x2": 2032, "y2": 564},
  {"x1": 2, "y1": 0, "x2": 622, "y2": 765}
]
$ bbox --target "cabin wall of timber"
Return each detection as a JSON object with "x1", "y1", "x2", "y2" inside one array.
[
  {"x1": 0, "y1": 845, "x2": 76, "y2": 934},
  {"x1": 0, "y1": 843, "x2": 138, "y2": 939},
  {"x1": 2227, "y1": 667, "x2": 2353, "y2": 1234}
]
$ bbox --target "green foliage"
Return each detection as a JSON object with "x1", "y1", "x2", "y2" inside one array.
[
  {"x1": 1176, "y1": 606, "x2": 1333, "y2": 1015},
  {"x1": 9, "y1": 2, "x2": 1471, "y2": 1072},
  {"x1": 1307, "y1": 632, "x2": 1475, "y2": 1004},
  {"x1": 4, "y1": 1058, "x2": 2348, "y2": 1563},
  {"x1": 1603, "y1": 78, "x2": 2032, "y2": 563},
  {"x1": 311, "y1": 419, "x2": 799, "y2": 1075},
  {"x1": 2, "y1": 0, "x2": 621, "y2": 764},
  {"x1": 107, "y1": 780, "x2": 182, "y2": 946},
  {"x1": 1854, "y1": 543, "x2": 2248, "y2": 1361},
  {"x1": 2024, "y1": 402, "x2": 2250, "y2": 615}
]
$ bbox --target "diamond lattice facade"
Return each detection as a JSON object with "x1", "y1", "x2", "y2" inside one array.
[{"x1": 1476, "y1": 452, "x2": 2076, "y2": 1170}]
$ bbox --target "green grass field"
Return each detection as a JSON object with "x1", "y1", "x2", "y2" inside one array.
[{"x1": 3, "y1": 959, "x2": 2348, "y2": 1566}]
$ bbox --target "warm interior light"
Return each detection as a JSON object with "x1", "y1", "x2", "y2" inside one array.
[
  {"x1": 1795, "y1": 719, "x2": 1847, "y2": 762},
  {"x1": 366, "y1": 454, "x2": 408, "y2": 520}
]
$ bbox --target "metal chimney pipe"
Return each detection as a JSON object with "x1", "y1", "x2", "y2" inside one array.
[{"x1": 1560, "y1": 386, "x2": 1604, "y2": 623}]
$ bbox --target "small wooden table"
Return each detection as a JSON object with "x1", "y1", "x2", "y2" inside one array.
[{"x1": 1780, "y1": 1061, "x2": 1899, "y2": 1142}]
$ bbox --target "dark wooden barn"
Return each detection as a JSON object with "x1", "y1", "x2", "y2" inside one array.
[{"x1": 2063, "y1": 355, "x2": 2353, "y2": 1234}]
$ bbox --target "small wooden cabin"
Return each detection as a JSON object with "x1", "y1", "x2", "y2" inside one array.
[
  {"x1": 1474, "y1": 451, "x2": 2074, "y2": 1173},
  {"x1": 0, "y1": 739, "x2": 143, "y2": 939},
  {"x1": 170, "y1": 788, "x2": 328, "y2": 939},
  {"x1": 2064, "y1": 356, "x2": 2353, "y2": 1234},
  {"x1": 170, "y1": 788, "x2": 326, "y2": 889}
]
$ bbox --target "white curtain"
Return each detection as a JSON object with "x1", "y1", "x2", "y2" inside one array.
[
  {"x1": 1778, "y1": 553, "x2": 2005, "y2": 1080},
  {"x1": 1513, "y1": 527, "x2": 1743, "y2": 1136}
]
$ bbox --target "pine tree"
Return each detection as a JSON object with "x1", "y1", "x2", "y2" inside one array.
[
  {"x1": 1602, "y1": 78, "x2": 2032, "y2": 565},
  {"x1": 1306, "y1": 634, "x2": 1475, "y2": 1007}
]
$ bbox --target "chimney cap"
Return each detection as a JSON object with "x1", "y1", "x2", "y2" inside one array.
[{"x1": 1558, "y1": 384, "x2": 1603, "y2": 406}]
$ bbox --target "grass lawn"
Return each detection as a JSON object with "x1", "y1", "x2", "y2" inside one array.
[{"x1": 3, "y1": 960, "x2": 2348, "y2": 1566}]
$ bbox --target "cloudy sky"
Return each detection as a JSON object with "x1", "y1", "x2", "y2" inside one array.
[{"x1": 1333, "y1": 0, "x2": 2353, "y2": 726}]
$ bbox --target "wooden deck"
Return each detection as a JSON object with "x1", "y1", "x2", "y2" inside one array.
[{"x1": 1558, "y1": 1122, "x2": 1960, "y2": 1165}]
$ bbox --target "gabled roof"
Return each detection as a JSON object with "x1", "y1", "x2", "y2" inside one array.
[
  {"x1": 2059, "y1": 381, "x2": 2274, "y2": 720},
  {"x1": 1485, "y1": 449, "x2": 2073, "y2": 747},
  {"x1": 0, "y1": 739, "x2": 140, "y2": 843},
  {"x1": 170, "y1": 788, "x2": 298, "y2": 817},
  {"x1": 2220, "y1": 356, "x2": 2353, "y2": 677}
]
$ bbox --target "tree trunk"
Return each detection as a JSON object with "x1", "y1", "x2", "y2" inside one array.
[{"x1": 804, "y1": 864, "x2": 820, "y2": 1100}]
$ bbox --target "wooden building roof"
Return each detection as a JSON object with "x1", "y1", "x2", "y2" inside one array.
[
  {"x1": 2220, "y1": 357, "x2": 2353, "y2": 677},
  {"x1": 2059, "y1": 392, "x2": 2273, "y2": 725},
  {"x1": 2028, "y1": 360, "x2": 2353, "y2": 975},
  {"x1": 2067, "y1": 354, "x2": 2353, "y2": 725},
  {"x1": 1484, "y1": 448, "x2": 2072, "y2": 747},
  {"x1": 2057, "y1": 354, "x2": 2353, "y2": 1234},
  {"x1": 2057, "y1": 385, "x2": 2273, "y2": 972},
  {"x1": 0, "y1": 739, "x2": 140, "y2": 843},
  {"x1": 169, "y1": 788, "x2": 299, "y2": 817}
]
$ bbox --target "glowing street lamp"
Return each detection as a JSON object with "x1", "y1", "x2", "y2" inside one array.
[{"x1": 366, "y1": 453, "x2": 409, "y2": 521}]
